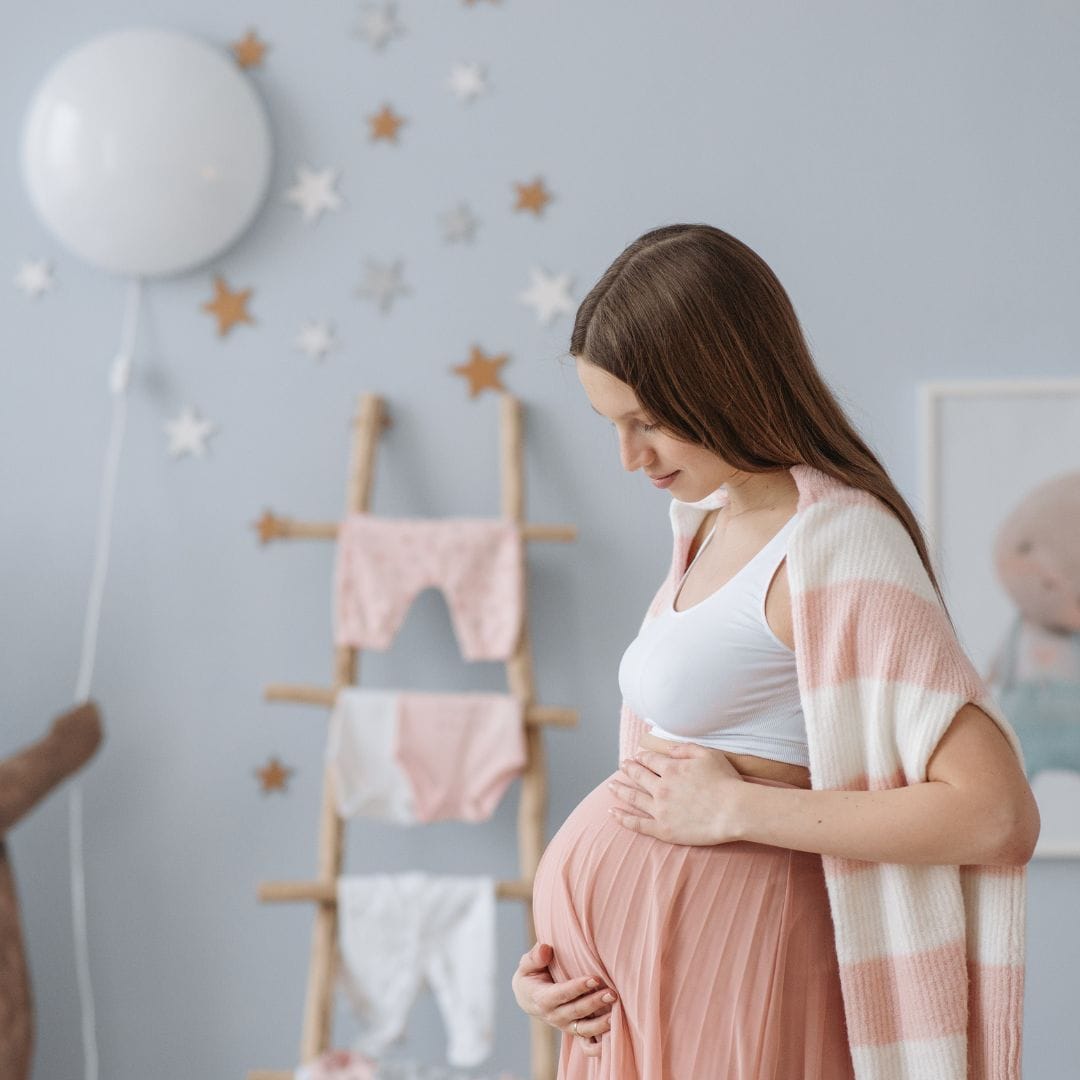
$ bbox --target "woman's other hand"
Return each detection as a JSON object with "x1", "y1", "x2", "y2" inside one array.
[
  {"x1": 608, "y1": 744, "x2": 748, "y2": 845},
  {"x1": 511, "y1": 941, "x2": 616, "y2": 1058}
]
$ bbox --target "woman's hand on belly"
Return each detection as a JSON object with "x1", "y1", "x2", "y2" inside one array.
[
  {"x1": 512, "y1": 941, "x2": 616, "y2": 1058},
  {"x1": 607, "y1": 739, "x2": 750, "y2": 845},
  {"x1": 638, "y1": 731, "x2": 812, "y2": 788}
]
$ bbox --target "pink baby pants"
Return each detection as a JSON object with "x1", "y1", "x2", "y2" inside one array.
[{"x1": 333, "y1": 514, "x2": 524, "y2": 661}]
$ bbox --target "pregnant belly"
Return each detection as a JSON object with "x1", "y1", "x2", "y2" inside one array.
[
  {"x1": 529, "y1": 768, "x2": 842, "y2": 1074},
  {"x1": 529, "y1": 768, "x2": 803, "y2": 963}
]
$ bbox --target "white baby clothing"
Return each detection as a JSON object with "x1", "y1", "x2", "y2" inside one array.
[
  {"x1": 328, "y1": 690, "x2": 415, "y2": 823},
  {"x1": 336, "y1": 872, "x2": 496, "y2": 1068}
]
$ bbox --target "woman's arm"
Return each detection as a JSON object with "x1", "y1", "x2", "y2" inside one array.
[{"x1": 729, "y1": 702, "x2": 1041, "y2": 865}]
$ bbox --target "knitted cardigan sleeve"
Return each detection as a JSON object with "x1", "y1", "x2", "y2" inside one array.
[
  {"x1": 618, "y1": 465, "x2": 1029, "y2": 1079},
  {"x1": 788, "y1": 483, "x2": 1027, "y2": 1079}
]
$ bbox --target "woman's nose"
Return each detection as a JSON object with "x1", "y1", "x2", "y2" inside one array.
[{"x1": 618, "y1": 434, "x2": 651, "y2": 473}]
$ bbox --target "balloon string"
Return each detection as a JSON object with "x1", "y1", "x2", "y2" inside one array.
[{"x1": 70, "y1": 275, "x2": 143, "y2": 1080}]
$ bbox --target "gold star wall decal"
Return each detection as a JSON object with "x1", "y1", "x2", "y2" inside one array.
[
  {"x1": 253, "y1": 510, "x2": 285, "y2": 544},
  {"x1": 452, "y1": 344, "x2": 509, "y2": 398},
  {"x1": 368, "y1": 104, "x2": 407, "y2": 143},
  {"x1": 232, "y1": 29, "x2": 269, "y2": 69},
  {"x1": 513, "y1": 176, "x2": 553, "y2": 216},
  {"x1": 202, "y1": 276, "x2": 255, "y2": 337},
  {"x1": 256, "y1": 756, "x2": 294, "y2": 793}
]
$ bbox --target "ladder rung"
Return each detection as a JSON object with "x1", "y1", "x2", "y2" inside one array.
[
  {"x1": 259, "y1": 877, "x2": 533, "y2": 904},
  {"x1": 255, "y1": 516, "x2": 577, "y2": 543},
  {"x1": 262, "y1": 682, "x2": 578, "y2": 728}
]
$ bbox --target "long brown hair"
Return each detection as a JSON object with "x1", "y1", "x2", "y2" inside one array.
[{"x1": 567, "y1": 222, "x2": 953, "y2": 624}]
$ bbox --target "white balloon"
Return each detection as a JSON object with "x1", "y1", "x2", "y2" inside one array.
[{"x1": 20, "y1": 26, "x2": 273, "y2": 279}]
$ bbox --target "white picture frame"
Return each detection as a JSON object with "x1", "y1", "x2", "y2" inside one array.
[{"x1": 918, "y1": 378, "x2": 1080, "y2": 860}]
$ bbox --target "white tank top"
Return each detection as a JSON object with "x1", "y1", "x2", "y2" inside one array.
[{"x1": 617, "y1": 511, "x2": 809, "y2": 767}]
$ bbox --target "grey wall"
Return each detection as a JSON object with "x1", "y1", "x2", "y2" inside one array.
[{"x1": 3, "y1": 1, "x2": 1078, "y2": 1077}]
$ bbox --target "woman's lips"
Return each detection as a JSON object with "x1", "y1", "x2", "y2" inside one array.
[{"x1": 651, "y1": 470, "x2": 679, "y2": 488}]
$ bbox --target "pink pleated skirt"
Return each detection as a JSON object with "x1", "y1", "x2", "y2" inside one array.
[{"x1": 530, "y1": 769, "x2": 856, "y2": 1079}]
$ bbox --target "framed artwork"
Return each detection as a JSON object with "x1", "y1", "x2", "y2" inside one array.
[{"x1": 918, "y1": 378, "x2": 1080, "y2": 859}]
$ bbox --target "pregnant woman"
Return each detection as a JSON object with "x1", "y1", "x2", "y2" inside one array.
[{"x1": 514, "y1": 224, "x2": 1039, "y2": 1079}]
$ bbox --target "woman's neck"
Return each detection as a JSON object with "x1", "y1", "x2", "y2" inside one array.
[{"x1": 722, "y1": 467, "x2": 798, "y2": 518}]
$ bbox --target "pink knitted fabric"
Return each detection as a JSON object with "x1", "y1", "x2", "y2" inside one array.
[
  {"x1": 620, "y1": 462, "x2": 1028, "y2": 1079},
  {"x1": 333, "y1": 514, "x2": 524, "y2": 661}
]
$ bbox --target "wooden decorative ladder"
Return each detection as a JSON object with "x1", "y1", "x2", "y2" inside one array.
[{"x1": 247, "y1": 390, "x2": 578, "y2": 1080}]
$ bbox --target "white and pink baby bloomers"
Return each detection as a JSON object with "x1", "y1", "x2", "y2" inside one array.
[{"x1": 326, "y1": 688, "x2": 526, "y2": 824}]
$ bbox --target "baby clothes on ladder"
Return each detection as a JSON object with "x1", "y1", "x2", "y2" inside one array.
[
  {"x1": 336, "y1": 872, "x2": 496, "y2": 1068},
  {"x1": 333, "y1": 514, "x2": 525, "y2": 661},
  {"x1": 327, "y1": 689, "x2": 413, "y2": 824},
  {"x1": 294, "y1": 1049, "x2": 376, "y2": 1080},
  {"x1": 327, "y1": 688, "x2": 526, "y2": 824}
]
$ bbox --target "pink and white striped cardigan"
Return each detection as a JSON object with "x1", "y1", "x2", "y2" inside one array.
[{"x1": 618, "y1": 462, "x2": 1027, "y2": 1080}]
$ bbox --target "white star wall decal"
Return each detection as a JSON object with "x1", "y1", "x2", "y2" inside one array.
[
  {"x1": 284, "y1": 165, "x2": 344, "y2": 224},
  {"x1": 164, "y1": 407, "x2": 217, "y2": 459},
  {"x1": 439, "y1": 202, "x2": 480, "y2": 243},
  {"x1": 13, "y1": 258, "x2": 54, "y2": 298},
  {"x1": 355, "y1": 1, "x2": 405, "y2": 50},
  {"x1": 294, "y1": 320, "x2": 339, "y2": 361},
  {"x1": 448, "y1": 62, "x2": 489, "y2": 103},
  {"x1": 517, "y1": 266, "x2": 575, "y2": 325},
  {"x1": 356, "y1": 258, "x2": 410, "y2": 313}
]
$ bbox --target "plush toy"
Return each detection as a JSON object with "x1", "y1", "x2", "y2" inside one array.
[
  {"x1": 989, "y1": 471, "x2": 1080, "y2": 777},
  {"x1": 0, "y1": 700, "x2": 103, "y2": 1080}
]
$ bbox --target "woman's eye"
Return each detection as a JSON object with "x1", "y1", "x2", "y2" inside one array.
[
  {"x1": 607, "y1": 420, "x2": 657, "y2": 434},
  {"x1": 610, "y1": 421, "x2": 656, "y2": 432}
]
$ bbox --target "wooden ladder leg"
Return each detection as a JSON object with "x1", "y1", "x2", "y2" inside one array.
[
  {"x1": 498, "y1": 392, "x2": 557, "y2": 1080},
  {"x1": 300, "y1": 767, "x2": 344, "y2": 1059},
  {"x1": 298, "y1": 392, "x2": 384, "y2": 1063}
]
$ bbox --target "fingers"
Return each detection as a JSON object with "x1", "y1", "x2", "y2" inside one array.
[
  {"x1": 513, "y1": 945, "x2": 618, "y2": 1046},
  {"x1": 516, "y1": 941, "x2": 554, "y2": 973},
  {"x1": 550, "y1": 986, "x2": 618, "y2": 1030},
  {"x1": 541, "y1": 973, "x2": 613, "y2": 1013},
  {"x1": 625, "y1": 750, "x2": 661, "y2": 777},
  {"x1": 565, "y1": 1003, "x2": 614, "y2": 1044}
]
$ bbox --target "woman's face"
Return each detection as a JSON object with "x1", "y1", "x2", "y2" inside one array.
[{"x1": 575, "y1": 357, "x2": 736, "y2": 500}]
